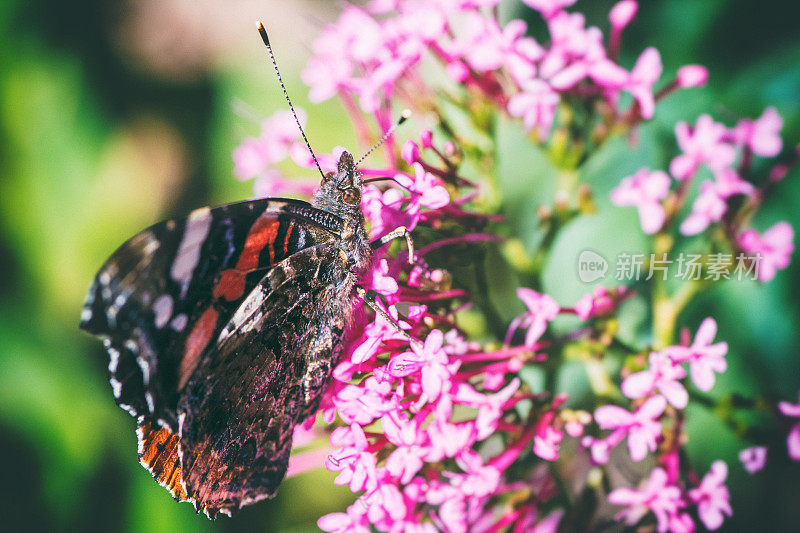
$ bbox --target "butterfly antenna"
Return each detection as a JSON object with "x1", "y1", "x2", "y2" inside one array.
[
  {"x1": 355, "y1": 109, "x2": 412, "y2": 167},
  {"x1": 257, "y1": 21, "x2": 325, "y2": 180}
]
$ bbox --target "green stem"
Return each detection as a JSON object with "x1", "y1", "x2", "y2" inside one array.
[{"x1": 651, "y1": 234, "x2": 704, "y2": 349}]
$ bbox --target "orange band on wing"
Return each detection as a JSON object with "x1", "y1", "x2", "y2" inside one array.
[
  {"x1": 213, "y1": 269, "x2": 247, "y2": 301},
  {"x1": 137, "y1": 419, "x2": 188, "y2": 501},
  {"x1": 213, "y1": 216, "x2": 281, "y2": 301},
  {"x1": 283, "y1": 221, "x2": 294, "y2": 257},
  {"x1": 241, "y1": 216, "x2": 280, "y2": 269}
]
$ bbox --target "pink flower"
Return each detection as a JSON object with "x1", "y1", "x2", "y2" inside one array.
[
  {"x1": 688, "y1": 461, "x2": 732, "y2": 530},
  {"x1": 713, "y1": 167, "x2": 755, "y2": 198},
  {"x1": 739, "y1": 222, "x2": 794, "y2": 282},
  {"x1": 233, "y1": 138, "x2": 272, "y2": 180},
  {"x1": 609, "y1": 0, "x2": 638, "y2": 31},
  {"x1": 318, "y1": 502, "x2": 371, "y2": 533},
  {"x1": 563, "y1": 410, "x2": 591, "y2": 437},
  {"x1": 360, "y1": 482, "x2": 413, "y2": 528},
  {"x1": 778, "y1": 391, "x2": 800, "y2": 460},
  {"x1": 385, "y1": 444, "x2": 426, "y2": 485},
  {"x1": 332, "y1": 378, "x2": 398, "y2": 425},
  {"x1": 508, "y1": 79, "x2": 561, "y2": 141},
  {"x1": 425, "y1": 417, "x2": 477, "y2": 462},
  {"x1": 448, "y1": 450, "x2": 502, "y2": 497},
  {"x1": 389, "y1": 329, "x2": 458, "y2": 406},
  {"x1": 424, "y1": 481, "x2": 470, "y2": 532},
  {"x1": 350, "y1": 305, "x2": 409, "y2": 365},
  {"x1": 453, "y1": 379, "x2": 520, "y2": 439},
  {"x1": 522, "y1": 0, "x2": 577, "y2": 19},
  {"x1": 401, "y1": 139, "x2": 420, "y2": 165},
  {"x1": 395, "y1": 163, "x2": 450, "y2": 210},
  {"x1": 365, "y1": 259, "x2": 401, "y2": 299},
  {"x1": 232, "y1": 109, "x2": 307, "y2": 179},
  {"x1": 573, "y1": 286, "x2": 627, "y2": 320},
  {"x1": 676, "y1": 64, "x2": 708, "y2": 88},
  {"x1": 326, "y1": 423, "x2": 380, "y2": 493},
  {"x1": 608, "y1": 467, "x2": 685, "y2": 532},
  {"x1": 622, "y1": 351, "x2": 688, "y2": 409},
  {"x1": 680, "y1": 181, "x2": 727, "y2": 235},
  {"x1": 505, "y1": 288, "x2": 560, "y2": 347},
  {"x1": 670, "y1": 115, "x2": 736, "y2": 179},
  {"x1": 303, "y1": 6, "x2": 423, "y2": 112},
  {"x1": 667, "y1": 318, "x2": 728, "y2": 392},
  {"x1": 540, "y1": 12, "x2": 627, "y2": 91},
  {"x1": 626, "y1": 47, "x2": 662, "y2": 119},
  {"x1": 734, "y1": 107, "x2": 783, "y2": 157},
  {"x1": 739, "y1": 446, "x2": 767, "y2": 474},
  {"x1": 362, "y1": 185, "x2": 413, "y2": 237},
  {"x1": 442, "y1": 329, "x2": 479, "y2": 356},
  {"x1": 419, "y1": 128, "x2": 433, "y2": 149},
  {"x1": 593, "y1": 395, "x2": 667, "y2": 462},
  {"x1": 533, "y1": 414, "x2": 564, "y2": 461},
  {"x1": 382, "y1": 409, "x2": 430, "y2": 486},
  {"x1": 610, "y1": 168, "x2": 671, "y2": 234},
  {"x1": 454, "y1": 15, "x2": 543, "y2": 84}
]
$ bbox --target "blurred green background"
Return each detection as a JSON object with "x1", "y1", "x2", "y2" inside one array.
[{"x1": 1, "y1": 1, "x2": 799, "y2": 531}]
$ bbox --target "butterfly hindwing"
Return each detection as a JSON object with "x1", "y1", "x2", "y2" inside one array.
[
  {"x1": 178, "y1": 244, "x2": 351, "y2": 516},
  {"x1": 80, "y1": 198, "x2": 343, "y2": 428}
]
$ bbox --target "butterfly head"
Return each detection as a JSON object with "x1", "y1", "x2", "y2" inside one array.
[{"x1": 312, "y1": 151, "x2": 363, "y2": 217}]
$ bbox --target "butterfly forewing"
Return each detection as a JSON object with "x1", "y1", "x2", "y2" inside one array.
[{"x1": 80, "y1": 198, "x2": 342, "y2": 428}]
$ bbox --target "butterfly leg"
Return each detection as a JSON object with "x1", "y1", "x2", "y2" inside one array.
[
  {"x1": 370, "y1": 226, "x2": 415, "y2": 263},
  {"x1": 355, "y1": 285, "x2": 422, "y2": 349}
]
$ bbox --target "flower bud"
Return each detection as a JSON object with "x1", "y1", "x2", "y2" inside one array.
[
  {"x1": 609, "y1": 0, "x2": 638, "y2": 30},
  {"x1": 676, "y1": 65, "x2": 708, "y2": 88}
]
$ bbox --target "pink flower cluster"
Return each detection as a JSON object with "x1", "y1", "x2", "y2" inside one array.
[
  {"x1": 584, "y1": 318, "x2": 727, "y2": 453},
  {"x1": 311, "y1": 134, "x2": 631, "y2": 531},
  {"x1": 579, "y1": 318, "x2": 734, "y2": 530},
  {"x1": 610, "y1": 110, "x2": 795, "y2": 281},
  {"x1": 300, "y1": 0, "x2": 704, "y2": 144},
  {"x1": 609, "y1": 461, "x2": 732, "y2": 532}
]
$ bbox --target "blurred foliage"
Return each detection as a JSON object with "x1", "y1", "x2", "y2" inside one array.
[{"x1": 1, "y1": 0, "x2": 799, "y2": 531}]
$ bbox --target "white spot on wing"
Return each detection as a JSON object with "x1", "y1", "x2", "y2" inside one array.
[
  {"x1": 107, "y1": 347, "x2": 120, "y2": 373},
  {"x1": 110, "y1": 378, "x2": 122, "y2": 398},
  {"x1": 145, "y1": 392, "x2": 155, "y2": 413},
  {"x1": 170, "y1": 313, "x2": 188, "y2": 332},
  {"x1": 152, "y1": 294, "x2": 174, "y2": 329},
  {"x1": 137, "y1": 357, "x2": 151, "y2": 386},
  {"x1": 136, "y1": 424, "x2": 146, "y2": 456},
  {"x1": 170, "y1": 207, "x2": 212, "y2": 287},
  {"x1": 81, "y1": 308, "x2": 92, "y2": 322}
]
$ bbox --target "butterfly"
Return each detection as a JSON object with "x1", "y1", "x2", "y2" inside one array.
[{"x1": 79, "y1": 23, "x2": 413, "y2": 518}]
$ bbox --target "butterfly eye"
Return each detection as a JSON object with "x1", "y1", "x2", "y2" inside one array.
[{"x1": 341, "y1": 188, "x2": 361, "y2": 205}]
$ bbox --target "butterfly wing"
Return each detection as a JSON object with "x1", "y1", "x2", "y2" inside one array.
[
  {"x1": 177, "y1": 244, "x2": 352, "y2": 516},
  {"x1": 80, "y1": 198, "x2": 343, "y2": 428}
]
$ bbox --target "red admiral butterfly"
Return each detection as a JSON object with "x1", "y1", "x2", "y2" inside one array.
[{"x1": 80, "y1": 22, "x2": 413, "y2": 518}]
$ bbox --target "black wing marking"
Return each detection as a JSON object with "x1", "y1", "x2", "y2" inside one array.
[
  {"x1": 177, "y1": 245, "x2": 351, "y2": 517},
  {"x1": 80, "y1": 198, "x2": 342, "y2": 428}
]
